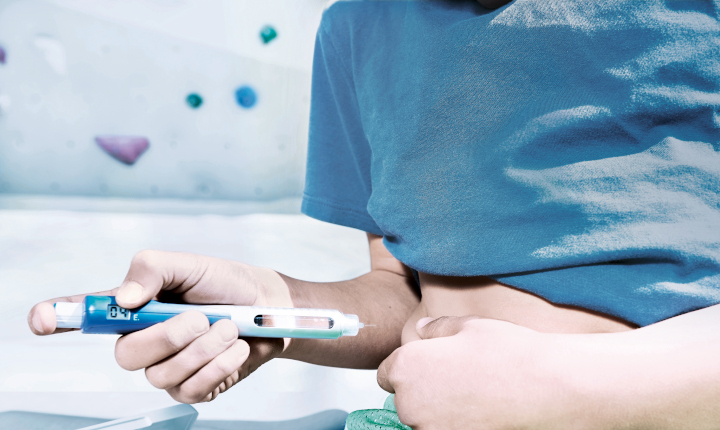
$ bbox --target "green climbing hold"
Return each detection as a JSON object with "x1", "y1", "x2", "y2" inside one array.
[
  {"x1": 260, "y1": 25, "x2": 278, "y2": 44},
  {"x1": 186, "y1": 93, "x2": 203, "y2": 109}
]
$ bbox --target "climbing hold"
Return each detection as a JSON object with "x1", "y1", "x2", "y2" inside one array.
[
  {"x1": 235, "y1": 86, "x2": 257, "y2": 108},
  {"x1": 186, "y1": 93, "x2": 202, "y2": 108},
  {"x1": 95, "y1": 135, "x2": 150, "y2": 165},
  {"x1": 260, "y1": 25, "x2": 277, "y2": 44},
  {"x1": 0, "y1": 45, "x2": 6, "y2": 64}
]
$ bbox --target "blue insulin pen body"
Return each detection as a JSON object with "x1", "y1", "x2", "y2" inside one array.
[{"x1": 54, "y1": 296, "x2": 364, "y2": 339}]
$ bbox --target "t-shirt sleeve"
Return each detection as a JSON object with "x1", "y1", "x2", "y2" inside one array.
[{"x1": 301, "y1": 12, "x2": 383, "y2": 235}]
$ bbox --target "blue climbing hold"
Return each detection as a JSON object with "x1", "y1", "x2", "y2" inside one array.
[
  {"x1": 186, "y1": 93, "x2": 203, "y2": 108},
  {"x1": 235, "y1": 86, "x2": 257, "y2": 109},
  {"x1": 0, "y1": 45, "x2": 6, "y2": 64},
  {"x1": 260, "y1": 25, "x2": 278, "y2": 44}
]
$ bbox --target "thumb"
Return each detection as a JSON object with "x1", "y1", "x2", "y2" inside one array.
[
  {"x1": 416, "y1": 315, "x2": 484, "y2": 340},
  {"x1": 115, "y1": 250, "x2": 209, "y2": 308}
]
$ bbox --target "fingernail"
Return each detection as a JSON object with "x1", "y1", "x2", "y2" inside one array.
[
  {"x1": 417, "y1": 317, "x2": 434, "y2": 329},
  {"x1": 117, "y1": 281, "x2": 144, "y2": 305},
  {"x1": 31, "y1": 311, "x2": 45, "y2": 333}
]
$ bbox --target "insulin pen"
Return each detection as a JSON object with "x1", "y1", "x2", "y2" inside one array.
[{"x1": 54, "y1": 295, "x2": 365, "y2": 339}]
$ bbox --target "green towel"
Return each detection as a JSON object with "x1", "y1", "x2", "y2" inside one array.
[{"x1": 345, "y1": 395, "x2": 412, "y2": 430}]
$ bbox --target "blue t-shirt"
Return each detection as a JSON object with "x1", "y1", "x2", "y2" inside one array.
[{"x1": 301, "y1": 0, "x2": 720, "y2": 327}]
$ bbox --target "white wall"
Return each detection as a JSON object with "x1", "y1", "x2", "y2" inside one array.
[
  {"x1": 0, "y1": 0, "x2": 327, "y2": 204},
  {"x1": 0, "y1": 0, "x2": 393, "y2": 422}
]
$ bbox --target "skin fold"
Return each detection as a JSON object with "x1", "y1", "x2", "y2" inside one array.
[{"x1": 29, "y1": 234, "x2": 720, "y2": 429}]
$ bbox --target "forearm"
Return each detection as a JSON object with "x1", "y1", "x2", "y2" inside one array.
[
  {"x1": 560, "y1": 304, "x2": 720, "y2": 429},
  {"x1": 278, "y1": 269, "x2": 419, "y2": 369}
]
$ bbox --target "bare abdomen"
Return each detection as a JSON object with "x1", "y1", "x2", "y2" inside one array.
[{"x1": 401, "y1": 273, "x2": 636, "y2": 344}]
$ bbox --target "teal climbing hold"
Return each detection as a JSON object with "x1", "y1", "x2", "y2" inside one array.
[
  {"x1": 345, "y1": 396, "x2": 411, "y2": 430},
  {"x1": 235, "y1": 86, "x2": 257, "y2": 108},
  {"x1": 186, "y1": 93, "x2": 203, "y2": 108},
  {"x1": 260, "y1": 25, "x2": 278, "y2": 44}
]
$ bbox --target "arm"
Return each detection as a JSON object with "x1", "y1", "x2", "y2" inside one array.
[
  {"x1": 567, "y1": 303, "x2": 720, "y2": 429},
  {"x1": 280, "y1": 233, "x2": 420, "y2": 368},
  {"x1": 29, "y1": 233, "x2": 419, "y2": 403},
  {"x1": 376, "y1": 305, "x2": 720, "y2": 429}
]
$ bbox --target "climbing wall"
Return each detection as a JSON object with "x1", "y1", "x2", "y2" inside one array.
[{"x1": 0, "y1": 0, "x2": 322, "y2": 202}]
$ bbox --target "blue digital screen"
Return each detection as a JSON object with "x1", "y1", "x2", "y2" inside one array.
[{"x1": 107, "y1": 305, "x2": 131, "y2": 320}]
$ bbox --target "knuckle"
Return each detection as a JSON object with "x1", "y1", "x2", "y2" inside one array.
[
  {"x1": 163, "y1": 311, "x2": 208, "y2": 352},
  {"x1": 187, "y1": 389, "x2": 209, "y2": 404},
  {"x1": 234, "y1": 339, "x2": 253, "y2": 361},
  {"x1": 245, "y1": 337, "x2": 279, "y2": 361},
  {"x1": 131, "y1": 250, "x2": 161, "y2": 270},
  {"x1": 214, "y1": 352, "x2": 241, "y2": 376},
  {"x1": 386, "y1": 364, "x2": 404, "y2": 387},
  {"x1": 183, "y1": 311, "x2": 210, "y2": 335},
  {"x1": 193, "y1": 338, "x2": 219, "y2": 360},
  {"x1": 213, "y1": 319, "x2": 239, "y2": 342},
  {"x1": 396, "y1": 343, "x2": 417, "y2": 362},
  {"x1": 145, "y1": 367, "x2": 171, "y2": 390},
  {"x1": 388, "y1": 345, "x2": 421, "y2": 385},
  {"x1": 114, "y1": 339, "x2": 138, "y2": 371},
  {"x1": 172, "y1": 386, "x2": 207, "y2": 405},
  {"x1": 163, "y1": 325, "x2": 190, "y2": 353},
  {"x1": 384, "y1": 362, "x2": 404, "y2": 387}
]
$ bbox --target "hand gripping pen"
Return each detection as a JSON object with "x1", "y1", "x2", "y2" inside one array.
[{"x1": 54, "y1": 296, "x2": 364, "y2": 339}]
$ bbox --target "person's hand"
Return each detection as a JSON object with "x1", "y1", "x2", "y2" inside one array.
[
  {"x1": 28, "y1": 250, "x2": 293, "y2": 403},
  {"x1": 377, "y1": 316, "x2": 586, "y2": 430}
]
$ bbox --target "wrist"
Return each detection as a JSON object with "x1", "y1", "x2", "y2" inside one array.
[
  {"x1": 251, "y1": 266, "x2": 294, "y2": 308},
  {"x1": 549, "y1": 331, "x2": 705, "y2": 430}
]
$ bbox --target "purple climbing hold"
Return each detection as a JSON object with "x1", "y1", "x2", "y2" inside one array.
[
  {"x1": 95, "y1": 135, "x2": 149, "y2": 165},
  {"x1": 0, "y1": 45, "x2": 6, "y2": 64}
]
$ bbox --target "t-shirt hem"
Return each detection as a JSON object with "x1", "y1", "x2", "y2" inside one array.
[{"x1": 301, "y1": 194, "x2": 384, "y2": 236}]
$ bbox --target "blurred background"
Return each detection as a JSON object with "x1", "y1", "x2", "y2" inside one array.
[{"x1": 0, "y1": 0, "x2": 386, "y2": 423}]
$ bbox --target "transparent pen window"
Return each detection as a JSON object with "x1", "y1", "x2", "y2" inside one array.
[{"x1": 253, "y1": 315, "x2": 334, "y2": 329}]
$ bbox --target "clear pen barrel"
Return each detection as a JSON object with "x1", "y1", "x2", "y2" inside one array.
[{"x1": 253, "y1": 315, "x2": 334, "y2": 329}]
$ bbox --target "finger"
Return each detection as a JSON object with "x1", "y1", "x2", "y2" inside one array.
[
  {"x1": 171, "y1": 337, "x2": 282, "y2": 402},
  {"x1": 115, "y1": 250, "x2": 217, "y2": 309},
  {"x1": 237, "y1": 336, "x2": 284, "y2": 376},
  {"x1": 170, "y1": 337, "x2": 281, "y2": 403},
  {"x1": 167, "y1": 340, "x2": 251, "y2": 404},
  {"x1": 145, "y1": 319, "x2": 238, "y2": 389},
  {"x1": 115, "y1": 310, "x2": 210, "y2": 371},
  {"x1": 377, "y1": 348, "x2": 400, "y2": 393},
  {"x1": 416, "y1": 315, "x2": 484, "y2": 340},
  {"x1": 28, "y1": 287, "x2": 119, "y2": 335}
]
